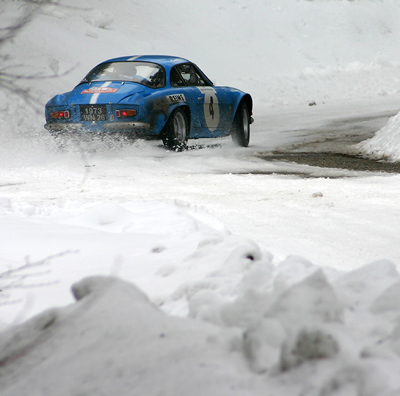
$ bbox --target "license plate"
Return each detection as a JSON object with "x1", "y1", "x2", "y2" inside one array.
[{"x1": 80, "y1": 104, "x2": 108, "y2": 121}]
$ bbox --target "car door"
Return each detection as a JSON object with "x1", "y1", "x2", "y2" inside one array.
[
  {"x1": 171, "y1": 63, "x2": 226, "y2": 136},
  {"x1": 170, "y1": 65, "x2": 203, "y2": 132},
  {"x1": 199, "y1": 85, "x2": 235, "y2": 134}
]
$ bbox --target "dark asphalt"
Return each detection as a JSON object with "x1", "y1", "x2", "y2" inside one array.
[{"x1": 256, "y1": 110, "x2": 400, "y2": 175}]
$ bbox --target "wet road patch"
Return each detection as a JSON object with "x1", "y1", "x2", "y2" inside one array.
[{"x1": 254, "y1": 151, "x2": 400, "y2": 174}]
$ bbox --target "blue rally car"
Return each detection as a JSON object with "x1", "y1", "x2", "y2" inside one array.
[{"x1": 45, "y1": 55, "x2": 253, "y2": 150}]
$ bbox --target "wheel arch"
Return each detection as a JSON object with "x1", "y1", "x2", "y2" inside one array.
[
  {"x1": 164, "y1": 104, "x2": 191, "y2": 131},
  {"x1": 233, "y1": 94, "x2": 252, "y2": 119},
  {"x1": 230, "y1": 93, "x2": 252, "y2": 147},
  {"x1": 162, "y1": 105, "x2": 191, "y2": 151}
]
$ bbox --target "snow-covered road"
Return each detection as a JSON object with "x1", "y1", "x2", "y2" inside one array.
[
  {"x1": 2, "y1": 97, "x2": 400, "y2": 296},
  {"x1": 3, "y1": 97, "x2": 400, "y2": 396}
]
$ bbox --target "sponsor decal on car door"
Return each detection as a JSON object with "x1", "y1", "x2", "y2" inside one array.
[{"x1": 199, "y1": 87, "x2": 220, "y2": 131}]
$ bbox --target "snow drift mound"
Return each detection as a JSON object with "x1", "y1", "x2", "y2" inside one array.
[
  {"x1": 357, "y1": 111, "x2": 400, "y2": 162},
  {"x1": 3, "y1": 262, "x2": 400, "y2": 395},
  {"x1": 0, "y1": 276, "x2": 258, "y2": 396}
]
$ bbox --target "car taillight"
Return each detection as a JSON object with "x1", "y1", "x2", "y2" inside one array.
[
  {"x1": 116, "y1": 109, "x2": 137, "y2": 118},
  {"x1": 51, "y1": 110, "x2": 70, "y2": 119}
]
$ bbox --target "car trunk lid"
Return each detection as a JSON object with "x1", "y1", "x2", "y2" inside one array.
[{"x1": 66, "y1": 81, "x2": 146, "y2": 104}]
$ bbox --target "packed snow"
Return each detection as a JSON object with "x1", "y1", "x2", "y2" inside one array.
[
  {"x1": 358, "y1": 112, "x2": 400, "y2": 162},
  {"x1": 2, "y1": 0, "x2": 400, "y2": 395}
]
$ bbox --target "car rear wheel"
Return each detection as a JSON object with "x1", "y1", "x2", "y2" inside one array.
[
  {"x1": 231, "y1": 101, "x2": 250, "y2": 147},
  {"x1": 162, "y1": 108, "x2": 189, "y2": 151}
]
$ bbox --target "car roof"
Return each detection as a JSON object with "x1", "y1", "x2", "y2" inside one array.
[{"x1": 101, "y1": 55, "x2": 191, "y2": 68}]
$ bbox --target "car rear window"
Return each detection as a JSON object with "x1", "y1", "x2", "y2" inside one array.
[{"x1": 80, "y1": 61, "x2": 165, "y2": 88}]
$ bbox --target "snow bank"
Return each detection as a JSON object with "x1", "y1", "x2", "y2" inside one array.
[
  {"x1": 3, "y1": 265, "x2": 400, "y2": 396},
  {"x1": 0, "y1": 276, "x2": 256, "y2": 396},
  {"x1": 357, "y1": 111, "x2": 400, "y2": 162},
  {"x1": 2, "y1": 196, "x2": 400, "y2": 394}
]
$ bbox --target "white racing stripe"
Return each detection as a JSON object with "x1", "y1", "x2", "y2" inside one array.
[{"x1": 89, "y1": 81, "x2": 112, "y2": 104}]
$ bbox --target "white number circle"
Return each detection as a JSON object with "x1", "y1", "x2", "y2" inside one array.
[{"x1": 203, "y1": 90, "x2": 220, "y2": 131}]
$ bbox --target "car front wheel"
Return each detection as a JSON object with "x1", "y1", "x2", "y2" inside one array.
[
  {"x1": 231, "y1": 102, "x2": 250, "y2": 147},
  {"x1": 162, "y1": 108, "x2": 189, "y2": 151}
]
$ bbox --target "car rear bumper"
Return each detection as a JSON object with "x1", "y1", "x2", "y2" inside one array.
[
  {"x1": 45, "y1": 123, "x2": 83, "y2": 132},
  {"x1": 44, "y1": 121, "x2": 151, "y2": 132},
  {"x1": 104, "y1": 122, "x2": 150, "y2": 131}
]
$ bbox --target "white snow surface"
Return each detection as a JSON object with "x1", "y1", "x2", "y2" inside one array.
[{"x1": 2, "y1": 0, "x2": 400, "y2": 395}]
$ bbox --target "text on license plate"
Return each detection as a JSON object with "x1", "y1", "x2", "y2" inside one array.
[{"x1": 80, "y1": 104, "x2": 108, "y2": 121}]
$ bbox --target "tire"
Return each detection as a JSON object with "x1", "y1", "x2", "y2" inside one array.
[
  {"x1": 231, "y1": 101, "x2": 250, "y2": 147},
  {"x1": 162, "y1": 108, "x2": 189, "y2": 151}
]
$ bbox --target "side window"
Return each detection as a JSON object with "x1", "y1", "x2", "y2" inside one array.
[
  {"x1": 191, "y1": 64, "x2": 211, "y2": 86},
  {"x1": 172, "y1": 64, "x2": 209, "y2": 87},
  {"x1": 170, "y1": 67, "x2": 186, "y2": 87}
]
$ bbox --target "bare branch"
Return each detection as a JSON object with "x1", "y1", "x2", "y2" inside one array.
[
  {"x1": 0, "y1": 250, "x2": 79, "y2": 307},
  {"x1": 0, "y1": 250, "x2": 79, "y2": 281},
  {"x1": 0, "y1": 0, "x2": 77, "y2": 109}
]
